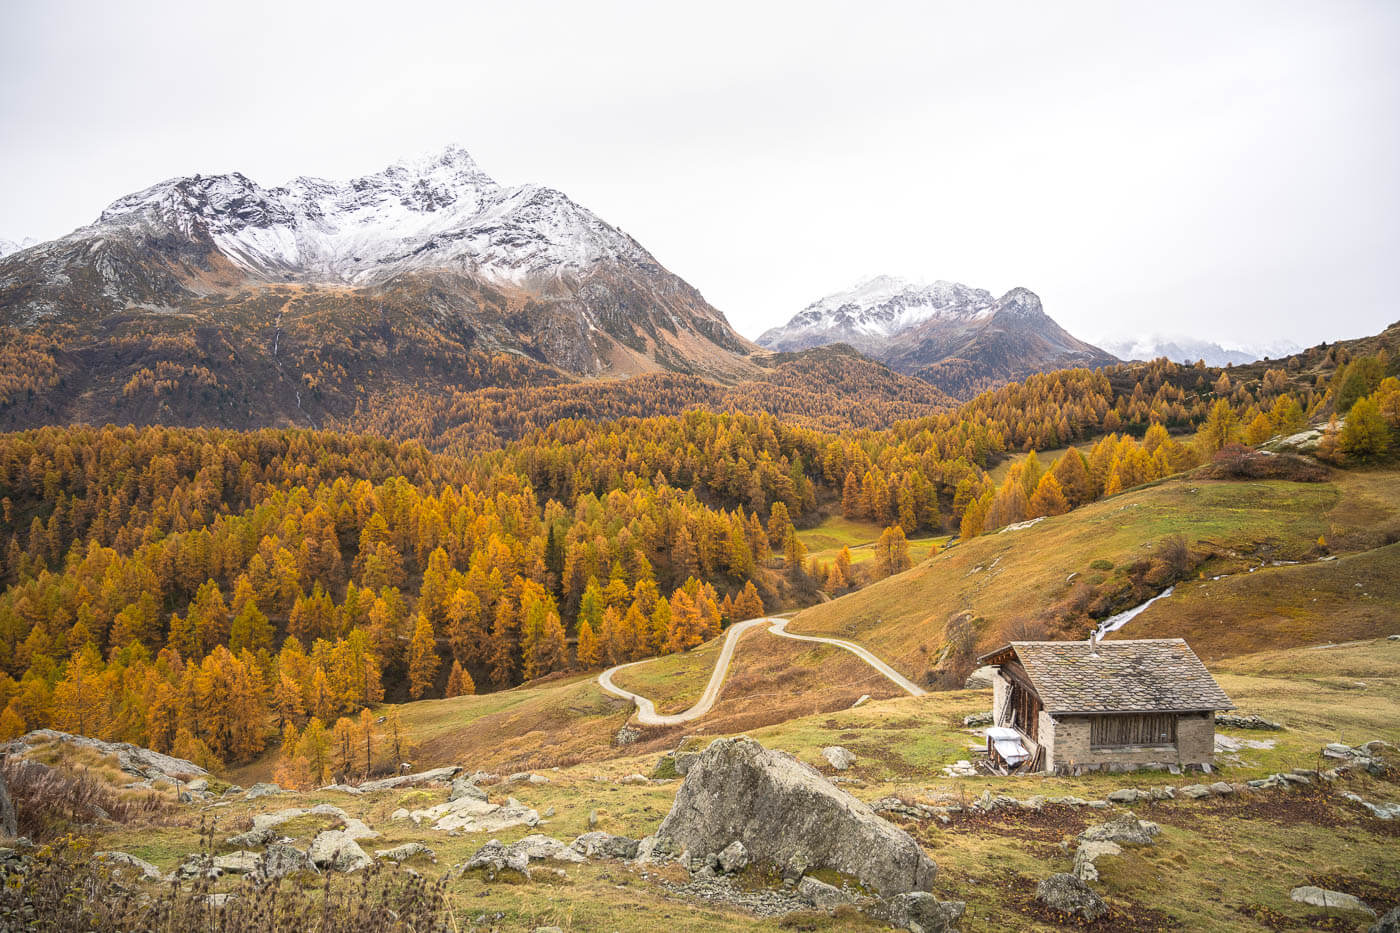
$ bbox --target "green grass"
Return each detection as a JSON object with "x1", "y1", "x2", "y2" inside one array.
[
  {"x1": 607, "y1": 630, "x2": 732, "y2": 714},
  {"x1": 794, "y1": 514, "x2": 946, "y2": 567}
]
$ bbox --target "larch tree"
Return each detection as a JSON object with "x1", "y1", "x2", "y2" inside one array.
[
  {"x1": 575, "y1": 617, "x2": 599, "y2": 668},
  {"x1": 407, "y1": 613, "x2": 440, "y2": 699},
  {"x1": 359, "y1": 707, "x2": 375, "y2": 778}
]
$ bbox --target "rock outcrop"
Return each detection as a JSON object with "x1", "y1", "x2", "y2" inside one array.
[
  {"x1": 257, "y1": 844, "x2": 317, "y2": 880},
  {"x1": 651, "y1": 736, "x2": 934, "y2": 896},
  {"x1": 1036, "y1": 872, "x2": 1108, "y2": 921},
  {"x1": 1290, "y1": 886, "x2": 1376, "y2": 917},
  {"x1": 569, "y1": 831, "x2": 640, "y2": 860},
  {"x1": 358, "y1": 766, "x2": 460, "y2": 792},
  {"x1": 7, "y1": 730, "x2": 205, "y2": 782},
  {"x1": 94, "y1": 851, "x2": 163, "y2": 882},
  {"x1": 888, "y1": 891, "x2": 967, "y2": 933},
  {"x1": 459, "y1": 835, "x2": 583, "y2": 880},
  {"x1": 308, "y1": 831, "x2": 371, "y2": 872},
  {"x1": 399, "y1": 794, "x2": 538, "y2": 833}
]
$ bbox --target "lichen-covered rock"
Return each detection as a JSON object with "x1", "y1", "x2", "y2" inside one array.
[
  {"x1": 375, "y1": 842, "x2": 436, "y2": 862},
  {"x1": 652, "y1": 736, "x2": 934, "y2": 896},
  {"x1": 717, "y1": 840, "x2": 749, "y2": 873},
  {"x1": 1072, "y1": 840, "x2": 1122, "y2": 882},
  {"x1": 569, "y1": 831, "x2": 640, "y2": 860},
  {"x1": 212, "y1": 850, "x2": 260, "y2": 874},
  {"x1": 1290, "y1": 886, "x2": 1375, "y2": 917},
  {"x1": 94, "y1": 851, "x2": 163, "y2": 882},
  {"x1": 257, "y1": 844, "x2": 317, "y2": 880},
  {"x1": 821, "y1": 747, "x2": 856, "y2": 771},
  {"x1": 449, "y1": 777, "x2": 487, "y2": 802},
  {"x1": 308, "y1": 830, "x2": 371, "y2": 872},
  {"x1": 888, "y1": 891, "x2": 966, "y2": 933},
  {"x1": 1036, "y1": 872, "x2": 1108, "y2": 921},
  {"x1": 460, "y1": 835, "x2": 583, "y2": 880},
  {"x1": 244, "y1": 783, "x2": 283, "y2": 800},
  {"x1": 1078, "y1": 811, "x2": 1159, "y2": 846},
  {"x1": 407, "y1": 794, "x2": 538, "y2": 833},
  {"x1": 797, "y1": 876, "x2": 849, "y2": 910},
  {"x1": 8, "y1": 731, "x2": 206, "y2": 782},
  {"x1": 359, "y1": 766, "x2": 460, "y2": 792}
]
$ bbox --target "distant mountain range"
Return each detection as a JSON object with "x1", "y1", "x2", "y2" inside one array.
[
  {"x1": 1095, "y1": 335, "x2": 1303, "y2": 367},
  {"x1": 0, "y1": 237, "x2": 37, "y2": 258},
  {"x1": 757, "y1": 276, "x2": 1118, "y2": 397},
  {"x1": 0, "y1": 145, "x2": 755, "y2": 380}
]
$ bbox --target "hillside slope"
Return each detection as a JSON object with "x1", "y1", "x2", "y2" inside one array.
[{"x1": 788, "y1": 466, "x2": 1400, "y2": 683}]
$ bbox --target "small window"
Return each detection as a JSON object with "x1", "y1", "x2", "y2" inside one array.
[{"x1": 1090, "y1": 713, "x2": 1177, "y2": 748}]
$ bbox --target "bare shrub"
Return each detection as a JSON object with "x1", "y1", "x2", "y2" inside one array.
[
  {"x1": 1199, "y1": 444, "x2": 1329, "y2": 481},
  {"x1": 1, "y1": 756, "x2": 174, "y2": 842}
]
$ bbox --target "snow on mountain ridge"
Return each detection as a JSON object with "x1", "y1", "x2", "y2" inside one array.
[
  {"x1": 0, "y1": 237, "x2": 38, "y2": 259},
  {"x1": 781, "y1": 276, "x2": 999, "y2": 341},
  {"x1": 1096, "y1": 334, "x2": 1303, "y2": 366},
  {"x1": 87, "y1": 144, "x2": 650, "y2": 287}
]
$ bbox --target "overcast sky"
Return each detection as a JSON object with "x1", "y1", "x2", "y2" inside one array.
[{"x1": 3, "y1": 1, "x2": 1398, "y2": 349}]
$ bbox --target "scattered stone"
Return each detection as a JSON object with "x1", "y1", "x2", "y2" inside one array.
[
  {"x1": 1106, "y1": 788, "x2": 1143, "y2": 803},
  {"x1": 615, "y1": 725, "x2": 641, "y2": 746},
  {"x1": 542, "y1": 806, "x2": 555, "y2": 818},
  {"x1": 888, "y1": 891, "x2": 967, "y2": 933},
  {"x1": 652, "y1": 736, "x2": 935, "y2": 896},
  {"x1": 717, "y1": 840, "x2": 749, "y2": 873},
  {"x1": 358, "y1": 766, "x2": 460, "y2": 792},
  {"x1": 587, "y1": 809, "x2": 598, "y2": 829},
  {"x1": 375, "y1": 842, "x2": 436, "y2": 862},
  {"x1": 1216, "y1": 713, "x2": 1283, "y2": 730},
  {"x1": 341, "y1": 818, "x2": 380, "y2": 840},
  {"x1": 961, "y1": 711, "x2": 993, "y2": 728},
  {"x1": 1072, "y1": 840, "x2": 1122, "y2": 882},
  {"x1": 571, "y1": 831, "x2": 639, "y2": 859},
  {"x1": 852, "y1": 694, "x2": 871, "y2": 708},
  {"x1": 212, "y1": 850, "x2": 260, "y2": 874},
  {"x1": 1079, "y1": 811, "x2": 1159, "y2": 847},
  {"x1": 308, "y1": 831, "x2": 371, "y2": 872},
  {"x1": 1209, "y1": 781, "x2": 1235, "y2": 796},
  {"x1": 406, "y1": 793, "x2": 538, "y2": 833},
  {"x1": 202, "y1": 893, "x2": 237, "y2": 909},
  {"x1": 1037, "y1": 872, "x2": 1108, "y2": 922},
  {"x1": 797, "y1": 875, "x2": 850, "y2": 910},
  {"x1": 94, "y1": 851, "x2": 163, "y2": 882},
  {"x1": 251, "y1": 804, "x2": 348, "y2": 834},
  {"x1": 257, "y1": 844, "x2": 317, "y2": 880},
  {"x1": 460, "y1": 835, "x2": 584, "y2": 880},
  {"x1": 244, "y1": 782, "x2": 283, "y2": 800},
  {"x1": 1178, "y1": 784, "x2": 1212, "y2": 799},
  {"x1": 1150, "y1": 786, "x2": 1176, "y2": 800},
  {"x1": 1290, "y1": 886, "x2": 1376, "y2": 917},
  {"x1": 942, "y1": 760, "x2": 977, "y2": 778},
  {"x1": 821, "y1": 746, "x2": 857, "y2": 771},
  {"x1": 1343, "y1": 792, "x2": 1400, "y2": 820},
  {"x1": 185, "y1": 778, "x2": 209, "y2": 793},
  {"x1": 620, "y1": 773, "x2": 650, "y2": 785}
]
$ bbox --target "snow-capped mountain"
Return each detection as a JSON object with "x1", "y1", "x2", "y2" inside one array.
[
  {"x1": 758, "y1": 277, "x2": 1117, "y2": 397},
  {"x1": 90, "y1": 145, "x2": 653, "y2": 288},
  {"x1": 1096, "y1": 335, "x2": 1302, "y2": 367},
  {"x1": 0, "y1": 237, "x2": 37, "y2": 258},
  {"x1": 0, "y1": 145, "x2": 753, "y2": 380},
  {"x1": 758, "y1": 276, "x2": 999, "y2": 357}
]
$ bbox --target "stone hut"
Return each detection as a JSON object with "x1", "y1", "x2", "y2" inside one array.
[{"x1": 976, "y1": 638, "x2": 1234, "y2": 775}]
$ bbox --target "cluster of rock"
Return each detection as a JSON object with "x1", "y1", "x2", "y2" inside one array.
[
  {"x1": 1322, "y1": 740, "x2": 1393, "y2": 776},
  {"x1": 1034, "y1": 811, "x2": 1161, "y2": 922},
  {"x1": 1216, "y1": 713, "x2": 1283, "y2": 730}
]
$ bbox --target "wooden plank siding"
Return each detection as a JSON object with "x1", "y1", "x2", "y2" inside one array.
[{"x1": 1089, "y1": 713, "x2": 1178, "y2": 748}]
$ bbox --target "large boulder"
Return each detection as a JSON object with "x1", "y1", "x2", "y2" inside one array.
[
  {"x1": 359, "y1": 766, "x2": 460, "y2": 792},
  {"x1": 1072, "y1": 840, "x2": 1122, "y2": 882},
  {"x1": 459, "y1": 835, "x2": 583, "y2": 880},
  {"x1": 308, "y1": 830, "x2": 371, "y2": 872},
  {"x1": 1370, "y1": 906, "x2": 1400, "y2": 932},
  {"x1": 403, "y1": 794, "x2": 538, "y2": 833},
  {"x1": 888, "y1": 891, "x2": 966, "y2": 933},
  {"x1": 822, "y1": 746, "x2": 857, "y2": 771},
  {"x1": 651, "y1": 736, "x2": 935, "y2": 896},
  {"x1": 1036, "y1": 872, "x2": 1108, "y2": 921}
]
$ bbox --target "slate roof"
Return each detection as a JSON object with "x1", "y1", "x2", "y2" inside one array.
[{"x1": 977, "y1": 639, "x2": 1235, "y2": 714}]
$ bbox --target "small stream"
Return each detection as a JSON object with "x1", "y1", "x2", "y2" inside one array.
[{"x1": 1094, "y1": 586, "x2": 1174, "y2": 641}]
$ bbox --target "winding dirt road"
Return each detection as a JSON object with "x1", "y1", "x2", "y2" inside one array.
[{"x1": 597, "y1": 616, "x2": 925, "y2": 726}]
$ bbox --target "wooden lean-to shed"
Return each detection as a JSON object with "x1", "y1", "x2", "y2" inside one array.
[{"x1": 976, "y1": 638, "x2": 1234, "y2": 775}]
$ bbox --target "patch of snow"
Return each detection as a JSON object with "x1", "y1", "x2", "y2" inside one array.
[{"x1": 1094, "y1": 586, "x2": 1174, "y2": 641}]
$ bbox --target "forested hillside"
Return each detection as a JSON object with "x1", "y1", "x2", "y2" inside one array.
[{"x1": 0, "y1": 321, "x2": 1395, "y2": 782}]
